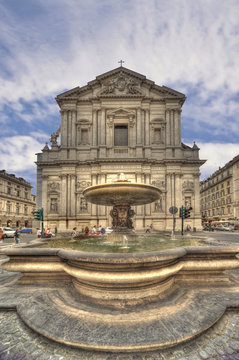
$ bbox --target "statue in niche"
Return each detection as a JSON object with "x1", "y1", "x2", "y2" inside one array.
[
  {"x1": 50, "y1": 198, "x2": 58, "y2": 213},
  {"x1": 154, "y1": 197, "x2": 162, "y2": 212},
  {"x1": 80, "y1": 198, "x2": 88, "y2": 212},
  {"x1": 49, "y1": 133, "x2": 58, "y2": 147}
]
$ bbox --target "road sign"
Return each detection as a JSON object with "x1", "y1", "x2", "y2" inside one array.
[{"x1": 169, "y1": 206, "x2": 178, "y2": 214}]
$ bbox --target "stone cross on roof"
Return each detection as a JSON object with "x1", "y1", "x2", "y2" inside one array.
[{"x1": 118, "y1": 60, "x2": 125, "y2": 67}]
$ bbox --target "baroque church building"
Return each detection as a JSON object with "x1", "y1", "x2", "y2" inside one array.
[{"x1": 36, "y1": 67, "x2": 205, "y2": 232}]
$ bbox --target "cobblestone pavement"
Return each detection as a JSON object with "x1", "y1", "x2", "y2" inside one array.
[
  {"x1": 1, "y1": 234, "x2": 239, "y2": 359},
  {"x1": 1, "y1": 309, "x2": 239, "y2": 359}
]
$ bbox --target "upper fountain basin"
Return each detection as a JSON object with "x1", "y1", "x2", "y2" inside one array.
[{"x1": 83, "y1": 182, "x2": 161, "y2": 206}]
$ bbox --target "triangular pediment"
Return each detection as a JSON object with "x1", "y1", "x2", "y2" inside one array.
[
  {"x1": 56, "y1": 67, "x2": 186, "y2": 104},
  {"x1": 107, "y1": 108, "x2": 136, "y2": 117}
]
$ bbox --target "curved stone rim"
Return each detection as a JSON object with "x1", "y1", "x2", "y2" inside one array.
[{"x1": 83, "y1": 182, "x2": 161, "y2": 206}]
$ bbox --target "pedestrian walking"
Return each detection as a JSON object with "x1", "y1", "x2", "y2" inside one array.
[{"x1": 14, "y1": 228, "x2": 20, "y2": 244}]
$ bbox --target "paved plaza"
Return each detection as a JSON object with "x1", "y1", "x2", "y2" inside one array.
[{"x1": 1, "y1": 232, "x2": 239, "y2": 360}]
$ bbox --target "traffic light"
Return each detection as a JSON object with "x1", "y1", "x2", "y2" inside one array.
[
  {"x1": 185, "y1": 207, "x2": 192, "y2": 218},
  {"x1": 208, "y1": 219, "x2": 212, "y2": 223},
  {"x1": 33, "y1": 209, "x2": 43, "y2": 220},
  {"x1": 179, "y1": 206, "x2": 186, "y2": 218}
]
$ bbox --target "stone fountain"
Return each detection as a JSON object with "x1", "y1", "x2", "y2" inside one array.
[
  {"x1": 83, "y1": 173, "x2": 161, "y2": 240},
  {"x1": 1, "y1": 174, "x2": 239, "y2": 355}
]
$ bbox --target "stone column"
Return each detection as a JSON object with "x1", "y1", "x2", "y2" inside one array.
[
  {"x1": 61, "y1": 110, "x2": 67, "y2": 147},
  {"x1": 175, "y1": 110, "x2": 181, "y2": 146},
  {"x1": 92, "y1": 110, "x2": 98, "y2": 146},
  {"x1": 97, "y1": 110, "x2": 101, "y2": 147},
  {"x1": 136, "y1": 108, "x2": 142, "y2": 145},
  {"x1": 165, "y1": 110, "x2": 171, "y2": 145},
  {"x1": 42, "y1": 175, "x2": 48, "y2": 217},
  {"x1": 67, "y1": 175, "x2": 71, "y2": 217},
  {"x1": 91, "y1": 174, "x2": 97, "y2": 216},
  {"x1": 145, "y1": 174, "x2": 151, "y2": 216},
  {"x1": 145, "y1": 110, "x2": 150, "y2": 145},
  {"x1": 100, "y1": 108, "x2": 106, "y2": 145},
  {"x1": 99, "y1": 174, "x2": 106, "y2": 216},
  {"x1": 71, "y1": 111, "x2": 77, "y2": 147},
  {"x1": 171, "y1": 110, "x2": 175, "y2": 146},
  {"x1": 129, "y1": 116, "x2": 134, "y2": 147},
  {"x1": 71, "y1": 175, "x2": 76, "y2": 217},
  {"x1": 166, "y1": 173, "x2": 172, "y2": 214},
  {"x1": 60, "y1": 175, "x2": 67, "y2": 216},
  {"x1": 107, "y1": 116, "x2": 114, "y2": 147},
  {"x1": 67, "y1": 111, "x2": 72, "y2": 148},
  {"x1": 136, "y1": 173, "x2": 143, "y2": 215}
]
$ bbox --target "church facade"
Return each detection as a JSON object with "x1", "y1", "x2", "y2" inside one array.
[{"x1": 36, "y1": 67, "x2": 205, "y2": 232}]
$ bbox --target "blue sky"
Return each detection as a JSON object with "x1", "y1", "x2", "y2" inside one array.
[{"x1": 0, "y1": 0, "x2": 239, "y2": 194}]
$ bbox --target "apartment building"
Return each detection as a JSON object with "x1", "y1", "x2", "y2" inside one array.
[
  {"x1": 0, "y1": 170, "x2": 36, "y2": 228},
  {"x1": 200, "y1": 155, "x2": 239, "y2": 223}
]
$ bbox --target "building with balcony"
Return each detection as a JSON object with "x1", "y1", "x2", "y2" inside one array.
[
  {"x1": 36, "y1": 66, "x2": 205, "y2": 232},
  {"x1": 0, "y1": 170, "x2": 36, "y2": 228},
  {"x1": 200, "y1": 154, "x2": 239, "y2": 223}
]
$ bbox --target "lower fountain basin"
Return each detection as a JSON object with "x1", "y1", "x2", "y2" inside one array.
[{"x1": 2, "y1": 245, "x2": 239, "y2": 307}]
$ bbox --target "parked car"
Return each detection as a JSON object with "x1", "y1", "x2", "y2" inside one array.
[
  {"x1": 105, "y1": 227, "x2": 113, "y2": 234},
  {"x1": 215, "y1": 225, "x2": 230, "y2": 231},
  {"x1": 20, "y1": 228, "x2": 32, "y2": 234},
  {"x1": 0, "y1": 227, "x2": 15, "y2": 238}
]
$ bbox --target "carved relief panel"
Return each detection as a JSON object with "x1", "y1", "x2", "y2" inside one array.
[
  {"x1": 98, "y1": 71, "x2": 143, "y2": 96},
  {"x1": 47, "y1": 181, "x2": 60, "y2": 214}
]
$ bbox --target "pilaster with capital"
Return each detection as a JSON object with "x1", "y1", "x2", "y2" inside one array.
[
  {"x1": 42, "y1": 175, "x2": 48, "y2": 217},
  {"x1": 100, "y1": 108, "x2": 106, "y2": 145},
  {"x1": 71, "y1": 111, "x2": 77, "y2": 147},
  {"x1": 70, "y1": 175, "x2": 76, "y2": 217},
  {"x1": 175, "y1": 109, "x2": 181, "y2": 145},
  {"x1": 106, "y1": 115, "x2": 114, "y2": 148},
  {"x1": 136, "y1": 173, "x2": 143, "y2": 215},
  {"x1": 60, "y1": 175, "x2": 67, "y2": 216},
  {"x1": 165, "y1": 110, "x2": 171, "y2": 145},
  {"x1": 91, "y1": 174, "x2": 97, "y2": 216},
  {"x1": 136, "y1": 108, "x2": 142, "y2": 145},
  {"x1": 92, "y1": 110, "x2": 98, "y2": 146},
  {"x1": 145, "y1": 110, "x2": 150, "y2": 145},
  {"x1": 61, "y1": 110, "x2": 67, "y2": 147},
  {"x1": 145, "y1": 173, "x2": 151, "y2": 216}
]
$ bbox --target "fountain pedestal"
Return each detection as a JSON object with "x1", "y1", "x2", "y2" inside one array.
[{"x1": 83, "y1": 176, "x2": 161, "y2": 239}]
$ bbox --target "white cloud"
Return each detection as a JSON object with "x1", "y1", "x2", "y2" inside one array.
[
  {"x1": 0, "y1": 0, "x2": 239, "y2": 188},
  {"x1": 198, "y1": 142, "x2": 239, "y2": 180},
  {"x1": 0, "y1": 136, "x2": 43, "y2": 173}
]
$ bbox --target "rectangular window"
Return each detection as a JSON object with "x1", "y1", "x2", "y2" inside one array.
[
  {"x1": 114, "y1": 125, "x2": 128, "y2": 146},
  {"x1": 7, "y1": 187, "x2": 11, "y2": 195},
  {"x1": 16, "y1": 204, "x2": 20, "y2": 214},
  {"x1": 24, "y1": 207, "x2": 28, "y2": 215}
]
